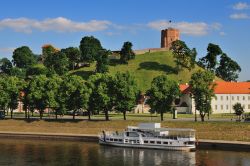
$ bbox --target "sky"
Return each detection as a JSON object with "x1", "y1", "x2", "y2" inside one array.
[{"x1": 0, "y1": 0, "x2": 249, "y2": 81}]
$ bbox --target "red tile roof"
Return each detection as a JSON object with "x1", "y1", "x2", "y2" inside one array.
[{"x1": 180, "y1": 81, "x2": 250, "y2": 94}]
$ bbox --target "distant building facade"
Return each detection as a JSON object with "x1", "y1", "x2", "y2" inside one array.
[
  {"x1": 176, "y1": 81, "x2": 250, "y2": 114},
  {"x1": 161, "y1": 28, "x2": 180, "y2": 49}
]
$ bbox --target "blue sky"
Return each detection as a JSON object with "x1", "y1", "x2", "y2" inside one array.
[{"x1": 0, "y1": 0, "x2": 249, "y2": 80}]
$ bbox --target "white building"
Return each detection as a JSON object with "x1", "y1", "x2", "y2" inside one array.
[{"x1": 176, "y1": 81, "x2": 250, "y2": 114}]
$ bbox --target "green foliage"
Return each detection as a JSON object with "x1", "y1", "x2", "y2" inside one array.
[
  {"x1": 27, "y1": 75, "x2": 48, "y2": 119},
  {"x1": 233, "y1": 103, "x2": 244, "y2": 121},
  {"x1": 87, "y1": 73, "x2": 114, "y2": 120},
  {"x1": 96, "y1": 49, "x2": 110, "y2": 73},
  {"x1": 61, "y1": 47, "x2": 81, "y2": 70},
  {"x1": 42, "y1": 45, "x2": 58, "y2": 61},
  {"x1": 198, "y1": 43, "x2": 222, "y2": 71},
  {"x1": 26, "y1": 64, "x2": 48, "y2": 78},
  {"x1": 9, "y1": 67, "x2": 26, "y2": 79},
  {"x1": 216, "y1": 53, "x2": 241, "y2": 81},
  {"x1": 44, "y1": 51, "x2": 69, "y2": 75},
  {"x1": 60, "y1": 75, "x2": 90, "y2": 119},
  {"x1": 120, "y1": 41, "x2": 135, "y2": 64},
  {"x1": 79, "y1": 36, "x2": 102, "y2": 63},
  {"x1": 170, "y1": 40, "x2": 197, "y2": 72},
  {"x1": 0, "y1": 58, "x2": 12, "y2": 75},
  {"x1": 189, "y1": 70, "x2": 215, "y2": 122},
  {"x1": 12, "y1": 46, "x2": 36, "y2": 68},
  {"x1": 146, "y1": 75, "x2": 180, "y2": 121},
  {"x1": 113, "y1": 72, "x2": 138, "y2": 120}
]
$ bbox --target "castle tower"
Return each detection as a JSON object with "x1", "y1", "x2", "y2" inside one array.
[{"x1": 161, "y1": 28, "x2": 180, "y2": 49}]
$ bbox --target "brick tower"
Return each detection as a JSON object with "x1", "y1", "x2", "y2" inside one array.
[{"x1": 161, "y1": 28, "x2": 180, "y2": 49}]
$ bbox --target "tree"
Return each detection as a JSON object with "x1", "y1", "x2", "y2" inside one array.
[
  {"x1": 216, "y1": 53, "x2": 241, "y2": 81},
  {"x1": 87, "y1": 73, "x2": 114, "y2": 121},
  {"x1": 170, "y1": 40, "x2": 197, "y2": 72},
  {"x1": 27, "y1": 75, "x2": 48, "y2": 119},
  {"x1": 6, "y1": 77, "x2": 24, "y2": 119},
  {"x1": 189, "y1": 70, "x2": 216, "y2": 122},
  {"x1": 60, "y1": 75, "x2": 90, "y2": 120},
  {"x1": 146, "y1": 75, "x2": 180, "y2": 121},
  {"x1": 61, "y1": 47, "x2": 81, "y2": 70},
  {"x1": 0, "y1": 76, "x2": 10, "y2": 115},
  {"x1": 96, "y1": 49, "x2": 110, "y2": 73},
  {"x1": 79, "y1": 36, "x2": 102, "y2": 63},
  {"x1": 120, "y1": 41, "x2": 135, "y2": 64},
  {"x1": 26, "y1": 64, "x2": 48, "y2": 78},
  {"x1": 44, "y1": 51, "x2": 69, "y2": 75},
  {"x1": 41, "y1": 44, "x2": 58, "y2": 61},
  {"x1": 198, "y1": 43, "x2": 222, "y2": 71},
  {"x1": 9, "y1": 67, "x2": 26, "y2": 79},
  {"x1": 233, "y1": 103, "x2": 244, "y2": 121},
  {"x1": 44, "y1": 75, "x2": 62, "y2": 119},
  {"x1": 12, "y1": 46, "x2": 36, "y2": 68},
  {"x1": 0, "y1": 58, "x2": 12, "y2": 75},
  {"x1": 113, "y1": 72, "x2": 138, "y2": 120}
]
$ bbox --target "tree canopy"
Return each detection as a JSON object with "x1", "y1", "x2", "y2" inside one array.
[
  {"x1": 96, "y1": 49, "x2": 110, "y2": 73},
  {"x1": 146, "y1": 75, "x2": 180, "y2": 121},
  {"x1": 198, "y1": 43, "x2": 222, "y2": 71},
  {"x1": 120, "y1": 41, "x2": 135, "y2": 64},
  {"x1": 233, "y1": 103, "x2": 244, "y2": 121},
  {"x1": 12, "y1": 46, "x2": 36, "y2": 68},
  {"x1": 170, "y1": 40, "x2": 196, "y2": 72},
  {"x1": 79, "y1": 36, "x2": 102, "y2": 63},
  {"x1": 216, "y1": 53, "x2": 241, "y2": 81},
  {"x1": 0, "y1": 58, "x2": 12, "y2": 75},
  {"x1": 189, "y1": 70, "x2": 215, "y2": 122},
  {"x1": 61, "y1": 47, "x2": 80, "y2": 70}
]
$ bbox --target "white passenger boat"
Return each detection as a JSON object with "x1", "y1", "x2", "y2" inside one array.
[{"x1": 99, "y1": 123, "x2": 196, "y2": 151}]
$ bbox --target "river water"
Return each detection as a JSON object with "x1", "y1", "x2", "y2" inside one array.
[{"x1": 0, "y1": 138, "x2": 249, "y2": 166}]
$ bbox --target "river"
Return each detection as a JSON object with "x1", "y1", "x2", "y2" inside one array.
[{"x1": 0, "y1": 138, "x2": 249, "y2": 166}]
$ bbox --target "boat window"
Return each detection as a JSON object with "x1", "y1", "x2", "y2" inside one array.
[
  {"x1": 163, "y1": 142, "x2": 168, "y2": 144},
  {"x1": 106, "y1": 138, "x2": 110, "y2": 141},
  {"x1": 125, "y1": 139, "x2": 128, "y2": 143},
  {"x1": 150, "y1": 141, "x2": 155, "y2": 144},
  {"x1": 157, "y1": 141, "x2": 161, "y2": 144},
  {"x1": 170, "y1": 142, "x2": 172, "y2": 145},
  {"x1": 188, "y1": 141, "x2": 194, "y2": 145},
  {"x1": 114, "y1": 139, "x2": 118, "y2": 142},
  {"x1": 127, "y1": 132, "x2": 139, "y2": 137},
  {"x1": 144, "y1": 141, "x2": 148, "y2": 143},
  {"x1": 110, "y1": 138, "x2": 113, "y2": 141},
  {"x1": 119, "y1": 139, "x2": 122, "y2": 142},
  {"x1": 136, "y1": 140, "x2": 140, "y2": 143}
]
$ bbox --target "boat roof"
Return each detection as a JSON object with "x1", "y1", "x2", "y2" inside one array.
[{"x1": 128, "y1": 126, "x2": 195, "y2": 132}]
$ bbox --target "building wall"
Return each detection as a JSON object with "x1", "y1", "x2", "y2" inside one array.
[
  {"x1": 161, "y1": 28, "x2": 180, "y2": 49},
  {"x1": 178, "y1": 93, "x2": 250, "y2": 114}
]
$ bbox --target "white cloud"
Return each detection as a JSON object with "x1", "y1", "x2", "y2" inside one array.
[
  {"x1": 0, "y1": 17, "x2": 112, "y2": 33},
  {"x1": 0, "y1": 47, "x2": 15, "y2": 53},
  {"x1": 233, "y1": 2, "x2": 249, "y2": 10},
  {"x1": 147, "y1": 20, "x2": 221, "y2": 36},
  {"x1": 230, "y1": 13, "x2": 250, "y2": 19},
  {"x1": 219, "y1": 32, "x2": 226, "y2": 36}
]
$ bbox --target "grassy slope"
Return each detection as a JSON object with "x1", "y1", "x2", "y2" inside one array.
[{"x1": 71, "y1": 51, "x2": 220, "y2": 92}]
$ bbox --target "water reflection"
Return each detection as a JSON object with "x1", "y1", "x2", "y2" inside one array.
[{"x1": 0, "y1": 138, "x2": 249, "y2": 166}]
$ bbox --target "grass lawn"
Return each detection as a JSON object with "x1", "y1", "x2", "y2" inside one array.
[
  {"x1": 0, "y1": 114, "x2": 249, "y2": 142},
  {"x1": 70, "y1": 51, "x2": 221, "y2": 92}
]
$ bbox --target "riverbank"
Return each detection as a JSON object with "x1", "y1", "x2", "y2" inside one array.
[
  {"x1": 0, "y1": 119, "x2": 249, "y2": 142},
  {"x1": 0, "y1": 131, "x2": 249, "y2": 151}
]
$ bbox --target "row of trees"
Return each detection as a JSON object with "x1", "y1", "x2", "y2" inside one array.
[
  {"x1": 0, "y1": 36, "x2": 135, "y2": 78},
  {"x1": 0, "y1": 72, "x2": 138, "y2": 121}
]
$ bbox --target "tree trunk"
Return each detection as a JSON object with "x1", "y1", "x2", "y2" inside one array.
[
  {"x1": 208, "y1": 112, "x2": 210, "y2": 120},
  {"x1": 195, "y1": 109, "x2": 197, "y2": 122},
  {"x1": 73, "y1": 110, "x2": 76, "y2": 120},
  {"x1": 200, "y1": 114, "x2": 205, "y2": 122},
  {"x1": 88, "y1": 110, "x2": 91, "y2": 120},
  {"x1": 11, "y1": 109, "x2": 13, "y2": 119},
  {"x1": 160, "y1": 112, "x2": 164, "y2": 121},
  {"x1": 39, "y1": 110, "x2": 43, "y2": 120},
  {"x1": 123, "y1": 111, "x2": 126, "y2": 120},
  {"x1": 28, "y1": 109, "x2": 30, "y2": 119},
  {"x1": 105, "y1": 110, "x2": 109, "y2": 121},
  {"x1": 25, "y1": 108, "x2": 27, "y2": 119},
  {"x1": 55, "y1": 110, "x2": 58, "y2": 120}
]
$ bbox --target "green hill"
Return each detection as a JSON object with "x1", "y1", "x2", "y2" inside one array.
[{"x1": 71, "y1": 51, "x2": 219, "y2": 92}]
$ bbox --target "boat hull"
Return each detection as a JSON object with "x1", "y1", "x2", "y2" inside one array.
[{"x1": 99, "y1": 139, "x2": 196, "y2": 152}]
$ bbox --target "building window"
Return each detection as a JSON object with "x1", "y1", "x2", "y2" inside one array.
[
  {"x1": 221, "y1": 96, "x2": 223, "y2": 100},
  {"x1": 237, "y1": 96, "x2": 239, "y2": 101},
  {"x1": 226, "y1": 96, "x2": 229, "y2": 100},
  {"x1": 226, "y1": 105, "x2": 229, "y2": 110},
  {"x1": 243, "y1": 96, "x2": 245, "y2": 100},
  {"x1": 248, "y1": 105, "x2": 250, "y2": 109},
  {"x1": 232, "y1": 96, "x2": 234, "y2": 100},
  {"x1": 243, "y1": 105, "x2": 245, "y2": 109},
  {"x1": 248, "y1": 96, "x2": 250, "y2": 100},
  {"x1": 221, "y1": 105, "x2": 223, "y2": 110},
  {"x1": 215, "y1": 105, "x2": 217, "y2": 110}
]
